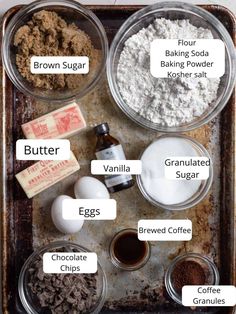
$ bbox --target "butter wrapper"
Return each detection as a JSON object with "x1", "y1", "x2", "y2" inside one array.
[
  {"x1": 16, "y1": 151, "x2": 80, "y2": 198},
  {"x1": 22, "y1": 103, "x2": 86, "y2": 139}
]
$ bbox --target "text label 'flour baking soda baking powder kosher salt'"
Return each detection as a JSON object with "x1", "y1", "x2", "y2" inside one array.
[{"x1": 151, "y1": 39, "x2": 225, "y2": 79}]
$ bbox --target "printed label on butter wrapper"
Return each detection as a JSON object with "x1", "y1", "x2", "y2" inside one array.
[
  {"x1": 15, "y1": 151, "x2": 80, "y2": 198},
  {"x1": 22, "y1": 103, "x2": 86, "y2": 139}
]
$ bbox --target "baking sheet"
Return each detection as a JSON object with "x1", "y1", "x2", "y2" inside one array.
[{"x1": 1, "y1": 5, "x2": 235, "y2": 314}]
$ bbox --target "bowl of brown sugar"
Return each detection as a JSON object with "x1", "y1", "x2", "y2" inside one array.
[
  {"x1": 165, "y1": 253, "x2": 220, "y2": 305},
  {"x1": 2, "y1": 0, "x2": 108, "y2": 102}
]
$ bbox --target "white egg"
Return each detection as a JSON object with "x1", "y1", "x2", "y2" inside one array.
[
  {"x1": 74, "y1": 176, "x2": 110, "y2": 199},
  {"x1": 51, "y1": 195, "x2": 84, "y2": 234}
]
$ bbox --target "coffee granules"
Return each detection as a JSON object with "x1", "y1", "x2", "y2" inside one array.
[{"x1": 171, "y1": 260, "x2": 206, "y2": 294}]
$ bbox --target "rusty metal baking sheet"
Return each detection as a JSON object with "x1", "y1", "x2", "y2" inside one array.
[{"x1": 1, "y1": 5, "x2": 235, "y2": 314}]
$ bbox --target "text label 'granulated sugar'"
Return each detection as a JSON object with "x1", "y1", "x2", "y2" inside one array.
[{"x1": 164, "y1": 157, "x2": 210, "y2": 180}]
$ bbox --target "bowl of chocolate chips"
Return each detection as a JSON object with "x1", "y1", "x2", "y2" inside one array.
[{"x1": 18, "y1": 241, "x2": 107, "y2": 314}]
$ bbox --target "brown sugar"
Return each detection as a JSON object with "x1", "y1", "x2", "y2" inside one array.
[
  {"x1": 171, "y1": 260, "x2": 206, "y2": 294},
  {"x1": 14, "y1": 10, "x2": 99, "y2": 90}
]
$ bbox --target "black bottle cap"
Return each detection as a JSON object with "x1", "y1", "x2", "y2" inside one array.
[{"x1": 94, "y1": 123, "x2": 109, "y2": 135}]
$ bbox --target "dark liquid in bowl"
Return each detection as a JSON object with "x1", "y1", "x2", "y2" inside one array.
[{"x1": 113, "y1": 231, "x2": 148, "y2": 265}]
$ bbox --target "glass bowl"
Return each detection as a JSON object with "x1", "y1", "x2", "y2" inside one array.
[
  {"x1": 18, "y1": 241, "x2": 107, "y2": 314},
  {"x1": 2, "y1": 0, "x2": 108, "y2": 102},
  {"x1": 137, "y1": 134, "x2": 213, "y2": 210},
  {"x1": 107, "y1": 1, "x2": 236, "y2": 132},
  {"x1": 109, "y1": 228, "x2": 151, "y2": 271},
  {"x1": 165, "y1": 253, "x2": 220, "y2": 304}
]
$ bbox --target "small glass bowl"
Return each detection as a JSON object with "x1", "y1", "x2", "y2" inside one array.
[
  {"x1": 18, "y1": 241, "x2": 107, "y2": 314},
  {"x1": 2, "y1": 0, "x2": 108, "y2": 102},
  {"x1": 107, "y1": 1, "x2": 236, "y2": 132},
  {"x1": 165, "y1": 253, "x2": 220, "y2": 305},
  {"x1": 109, "y1": 228, "x2": 151, "y2": 271},
  {"x1": 137, "y1": 134, "x2": 213, "y2": 210}
]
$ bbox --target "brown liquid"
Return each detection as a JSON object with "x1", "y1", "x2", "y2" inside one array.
[{"x1": 113, "y1": 231, "x2": 148, "y2": 265}]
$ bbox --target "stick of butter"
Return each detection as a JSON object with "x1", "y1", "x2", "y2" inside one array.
[
  {"x1": 16, "y1": 151, "x2": 80, "y2": 198},
  {"x1": 22, "y1": 103, "x2": 86, "y2": 139}
]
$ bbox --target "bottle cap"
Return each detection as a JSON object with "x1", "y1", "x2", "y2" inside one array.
[{"x1": 94, "y1": 123, "x2": 109, "y2": 135}]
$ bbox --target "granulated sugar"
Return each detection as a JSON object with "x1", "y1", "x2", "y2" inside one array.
[
  {"x1": 140, "y1": 137, "x2": 202, "y2": 206},
  {"x1": 117, "y1": 19, "x2": 220, "y2": 127}
]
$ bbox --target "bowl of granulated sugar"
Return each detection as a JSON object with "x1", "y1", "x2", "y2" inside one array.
[
  {"x1": 137, "y1": 134, "x2": 213, "y2": 210},
  {"x1": 107, "y1": 1, "x2": 236, "y2": 132}
]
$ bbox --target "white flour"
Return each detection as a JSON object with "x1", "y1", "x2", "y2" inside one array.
[{"x1": 117, "y1": 19, "x2": 220, "y2": 127}]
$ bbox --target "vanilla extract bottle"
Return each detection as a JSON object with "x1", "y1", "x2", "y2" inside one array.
[{"x1": 94, "y1": 123, "x2": 134, "y2": 193}]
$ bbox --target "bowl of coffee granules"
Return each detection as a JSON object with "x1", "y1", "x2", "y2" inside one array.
[
  {"x1": 2, "y1": 0, "x2": 108, "y2": 102},
  {"x1": 18, "y1": 241, "x2": 107, "y2": 314},
  {"x1": 164, "y1": 253, "x2": 219, "y2": 305}
]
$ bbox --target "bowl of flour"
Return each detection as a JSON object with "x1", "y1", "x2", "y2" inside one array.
[{"x1": 107, "y1": 2, "x2": 236, "y2": 132}]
